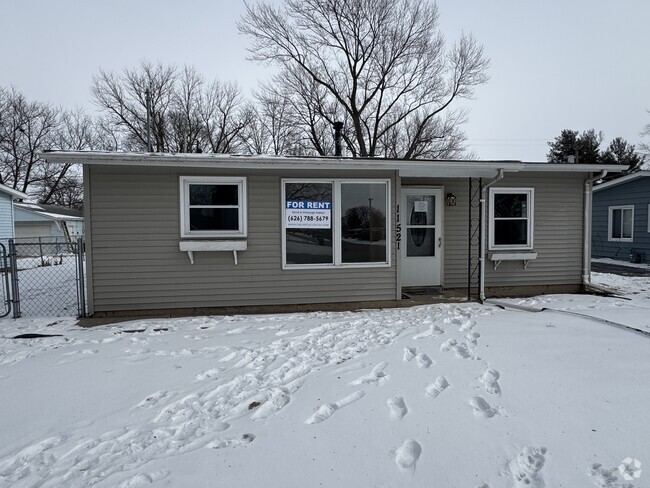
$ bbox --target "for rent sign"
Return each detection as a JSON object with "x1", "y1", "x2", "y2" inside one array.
[{"x1": 286, "y1": 200, "x2": 331, "y2": 228}]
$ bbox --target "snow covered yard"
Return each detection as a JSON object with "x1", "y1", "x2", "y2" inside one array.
[{"x1": 0, "y1": 273, "x2": 648, "y2": 487}]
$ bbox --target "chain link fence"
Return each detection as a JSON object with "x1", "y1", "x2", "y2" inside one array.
[{"x1": 3, "y1": 238, "x2": 86, "y2": 318}]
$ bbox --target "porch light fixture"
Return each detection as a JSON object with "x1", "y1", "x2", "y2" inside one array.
[{"x1": 446, "y1": 193, "x2": 457, "y2": 206}]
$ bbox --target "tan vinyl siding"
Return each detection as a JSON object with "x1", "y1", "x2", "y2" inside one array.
[
  {"x1": 88, "y1": 166, "x2": 397, "y2": 312},
  {"x1": 484, "y1": 173, "x2": 584, "y2": 286},
  {"x1": 403, "y1": 173, "x2": 586, "y2": 290}
]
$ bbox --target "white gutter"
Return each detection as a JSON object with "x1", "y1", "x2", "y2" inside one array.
[
  {"x1": 583, "y1": 170, "x2": 607, "y2": 285},
  {"x1": 479, "y1": 169, "x2": 504, "y2": 302}
]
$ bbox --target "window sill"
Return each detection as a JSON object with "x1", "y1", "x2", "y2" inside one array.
[
  {"x1": 179, "y1": 240, "x2": 247, "y2": 265},
  {"x1": 489, "y1": 252, "x2": 537, "y2": 270}
]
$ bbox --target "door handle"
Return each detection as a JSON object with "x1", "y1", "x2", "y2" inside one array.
[{"x1": 438, "y1": 237, "x2": 442, "y2": 248}]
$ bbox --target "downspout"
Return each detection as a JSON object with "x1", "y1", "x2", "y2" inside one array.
[
  {"x1": 479, "y1": 169, "x2": 504, "y2": 302},
  {"x1": 583, "y1": 170, "x2": 607, "y2": 285}
]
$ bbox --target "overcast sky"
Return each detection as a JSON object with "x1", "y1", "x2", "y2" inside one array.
[{"x1": 2, "y1": 0, "x2": 649, "y2": 162}]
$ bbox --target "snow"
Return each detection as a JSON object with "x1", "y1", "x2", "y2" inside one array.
[
  {"x1": 0, "y1": 275, "x2": 649, "y2": 487},
  {"x1": 593, "y1": 257, "x2": 650, "y2": 271}
]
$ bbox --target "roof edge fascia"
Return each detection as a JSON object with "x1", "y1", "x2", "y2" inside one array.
[{"x1": 39, "y1": 151, "x2": 626, "y2": 174}]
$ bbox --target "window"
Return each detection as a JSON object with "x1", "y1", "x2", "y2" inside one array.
[
  {"x1": 282, "y1": 179, "x2": 390, "y2": 268},
  {"x1": 608, "y1": 206, "x2": 633, "y2": 241},
  {"x1": 489, "y1": 188, "x2": 534, "y2": 250},
  {"x1": 180, "y1": 176, "x2": 247, "y2": 237}
]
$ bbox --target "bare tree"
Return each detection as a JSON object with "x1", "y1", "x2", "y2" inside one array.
[
  {"x1": 240, "y1": 85, "x2": 302, "y2": 155},
  {"x1": 92, "y1": 61, "x2": 250, "y2": 154},
  {"x1": 92, "y1": 61, "x2": 177, "y2": 152},
  {"x1": 38, "y1": 108, "x2": 96, "y2": 205},
  {"x1": 0, "y1": 86, "x2": 59, "y2": 193},
  {"x1": 240, "y1": 0, "x2": 489, "y2": 159},
  {"x1": 640, "y1": 110, "x2": 650, "y2": 162}
]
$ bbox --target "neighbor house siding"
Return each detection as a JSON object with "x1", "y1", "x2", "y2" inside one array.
[
  {"x1": 87, "y1": 165, "x2": 397, "y2": 313},
  {"x1": 592, "y1": 177, "x2": 650, "y2": 263},
  {"x1": 0, "y1": 193, "x2": 14, "y2": 249}
]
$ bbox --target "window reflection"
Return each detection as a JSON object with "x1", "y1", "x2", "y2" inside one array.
[{"x1": 341, "y1": 183, "x2": 387, "y2": 263}]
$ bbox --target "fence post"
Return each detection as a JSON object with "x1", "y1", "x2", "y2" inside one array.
[
  {"x1": 0, "y1": 243, "x2": 11, "y2": 318},
  {"x1": 76, "y1": 237, "x2": 86, "y2": 318},
  {"x1": 8, "y1": 239, "x2": 21, "y2": 318}
]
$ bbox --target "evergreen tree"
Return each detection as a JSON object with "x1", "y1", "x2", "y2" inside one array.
[
  {"x1": 600, "y1": 137, "x2": 644, "y2": 170},
  {"x1": 547, "y1": 129, "x2": 602, "y2": 164}
]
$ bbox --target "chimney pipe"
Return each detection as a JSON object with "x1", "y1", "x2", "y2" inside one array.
[{"x1": 333, "y1": 121, "x2": 344, "y2": 157}]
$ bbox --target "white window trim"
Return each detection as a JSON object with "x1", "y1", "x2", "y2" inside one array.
[
  {"x1": 608, "y1": 205, "x2": 634, "y2": 242},
  {"x1": 281, "y1": 178, "x2": 391, "y2": 269},
  {"x1": 488, "y1": 187, "x2": 534, "y2": 251},
  {"x1": 179, "y1": 176, "x2": 247, "y2": 238}
]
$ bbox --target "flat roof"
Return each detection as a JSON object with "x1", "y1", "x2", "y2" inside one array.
[{"x1": 41, "y1": 151, "x2": 627, "y2": 179}]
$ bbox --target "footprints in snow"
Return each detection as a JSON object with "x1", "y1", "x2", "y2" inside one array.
[
  {"x1": 480, "y1": 368, "x2": 501, "y2": 397},
  {"x1": 425, "y1": 376, "x2": 450, "y2": 399},
  {"x1": 306, "y1": 391, "x2": 366, "y2": 424},
  {"x1": 387, "y1": 396, "x2": 408, "y2": 420},
  {"x1": 469, "y1": 396, "x2": 500, "y2": 419},
  {"x1": 403, "y1": 347, "x2": 434, "y2": 368},
  {"x1": 395, "y1": 439, "x2": 422, "y2": 471},
  {"x1": 508, "y1": 446, "x2": 547, "y2": 488},
  {"x1": 349, "y1": 362, "x2": 389, "y2": 386}
]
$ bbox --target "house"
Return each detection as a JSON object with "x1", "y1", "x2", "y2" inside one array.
[
  {"x1": 42, "y1": 151, "x2": 624, "y2": 317},
  {"x1": 13, "y1": 203, "x2": 84, "y2": 243},
  {"x1": 0, "y1": 183, "x2": 29, "y2": 251},
  {"x1": 592, "y1": 171, "x2": 650, "y2": 263}
]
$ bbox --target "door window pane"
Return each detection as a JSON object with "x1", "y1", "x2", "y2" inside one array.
[
  {"x1": 407, "y1": 227, "x2": 435, "y2": 257},
  {"x1": 407, "y1": 195, "x2": 434, "y2": 225},
  {"x1": 285, "y1": 182, "x2": 333, "y2": 264},
  {"x1": 341, "y1": 183, "x2": 387, "y2": 263}
]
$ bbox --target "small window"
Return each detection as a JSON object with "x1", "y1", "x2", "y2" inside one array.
[
  {"x1": 180, "y1": 176, "x2": 247, "y2": 237},
  {"x1": 608, "y1": 206, "x2": 633, "y2": 241},
  {"x1": 489, "y1": 188, "x2": 534, "y2": 250}
]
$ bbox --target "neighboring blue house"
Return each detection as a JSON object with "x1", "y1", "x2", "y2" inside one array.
[
  {"x1": 0, "y1": 184, "x2": 29, "y2": 251},
  {"x1": 592, "y1": 171, "x2": 650, "y2": 263}
]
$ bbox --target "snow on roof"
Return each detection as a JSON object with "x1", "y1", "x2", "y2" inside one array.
[{"x1": 14, "y1": 202, "x2": 83, "y2": 221}]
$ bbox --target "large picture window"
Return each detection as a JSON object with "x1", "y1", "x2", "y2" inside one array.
[
  {"x1": 489, "y1": 188, "x2": 534, "y2": 250},
  {"x1": 608, "y1": 206, "x2": 633, "y2": 241},
  {"x1": 180, "y1": 176, "x2": 247, "y2": 237},
  {"x1": 282, "y1": 179, "x2": 390, "y2": 268}
]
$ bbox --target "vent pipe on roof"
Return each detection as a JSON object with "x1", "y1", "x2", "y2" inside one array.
[
  {"x1": 146, "y1": 88, "x2": 153, "y2": 152},
  {"x1": 333, "y1": 121, "x2": 344, "y2": 157}
]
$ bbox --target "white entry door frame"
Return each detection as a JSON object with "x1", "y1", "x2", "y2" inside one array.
[{"x1": 399, "y1": 187, "x2": 443, "y2": 287}]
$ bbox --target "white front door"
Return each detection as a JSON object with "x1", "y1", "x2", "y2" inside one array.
[{"x1": 400, "y1": 188, "x2": 442, "y2": 287}]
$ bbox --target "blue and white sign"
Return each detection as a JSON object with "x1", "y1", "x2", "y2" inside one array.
[{"x1": 286, "y1": 200, "x2": 331, "y2": 228}]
